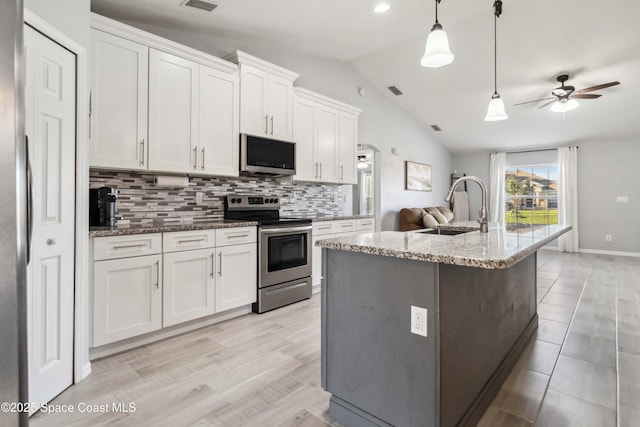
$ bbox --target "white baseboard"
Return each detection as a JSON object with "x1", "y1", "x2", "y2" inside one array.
[
  {"x1": 579, "y1": 248, "x2": 640, "y2": 258},
  {"x1": 312, "y1": 283, "x2": 321, "y2": 294}
]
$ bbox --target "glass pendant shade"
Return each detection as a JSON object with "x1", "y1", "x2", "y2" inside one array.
[
  {"x1": 420, "y1": 23, "x2": 454, "y2": 68},
  {"x1": 551, "y1": 98, "x2": 580, "y2": 113},
  {"x1": 484, "y1": 95, "x2": 508, "y2": 121}
]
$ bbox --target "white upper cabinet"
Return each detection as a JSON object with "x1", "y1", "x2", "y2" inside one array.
[
  {"x1": 89, "y1": 14, "x2": 240, "y2": 176},
  {"x1": 225, "y1": 51, "x2": 299, "y2": 141},
  {"x1": 199, "y1": 65, "x2": 240, "y2": 176},
  {"x1": 292, "y1": 88, "x2": 361, "y2": 184},
  {"x1": 292, "y1": 96, "x2": 318, "y2": 182},
  {"x1": 90, "y1": 29, "x2": 148, "y2": 170},
  {"x1": 339, "y1": 112, "x2": 358, "y2": 184},
  {"x1": 148, "y1": 49, "x2": 199, "y2": 173}
]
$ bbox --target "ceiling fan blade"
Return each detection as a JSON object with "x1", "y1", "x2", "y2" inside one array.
[
  {"x1": 513, "y1": 97, "x2": 555, "y2": 107},
  {"x1": 576, "y1": 81, "x2": 620, "y2": 94},
  {"x1": 537, "y1": 100, "x2": 556, "y2": 109},
  {"x1": 572, "y1": 94, "x2": 601, "y2": 99}
]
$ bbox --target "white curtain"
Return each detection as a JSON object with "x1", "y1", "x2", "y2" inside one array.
[
  {"x1": 558, "y1": 146, "x2": 579, "y2": 252},
  {"x1": 489, "y1": 152, "x2": 506, "y2": 223}
]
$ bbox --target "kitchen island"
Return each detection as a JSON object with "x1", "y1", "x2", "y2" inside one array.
[{"x1": 317, "y1": 223, "x2": 571, "y2": 427}]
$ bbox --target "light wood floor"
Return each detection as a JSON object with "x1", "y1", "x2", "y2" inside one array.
[{"x1": 32, "y1": 251, "x2": 640, "y2": 427}]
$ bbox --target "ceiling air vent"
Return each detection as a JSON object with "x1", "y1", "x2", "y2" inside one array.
[
  {"x1": 431, "y1": 125, "x2": 442, "y2": 132},
  {"x1": 183, "y1": 0, "x2": 218, "y2": 12},
  {"x1": 387, "y1": 86, "x2": 403, "y2": 96}
]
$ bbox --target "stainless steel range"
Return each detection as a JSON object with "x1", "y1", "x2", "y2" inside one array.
[{"x1": 224, "y1": 195, "x2": 312, "y2": 313}]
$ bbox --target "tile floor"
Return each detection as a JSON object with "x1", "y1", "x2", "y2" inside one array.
[{"x1": 31, "y1": 250, "x2": 640, "y2": 426}]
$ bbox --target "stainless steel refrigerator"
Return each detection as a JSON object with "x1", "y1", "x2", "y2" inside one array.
[{"x1": 0, "y1": 0, "x2": 29, "y2": 425}]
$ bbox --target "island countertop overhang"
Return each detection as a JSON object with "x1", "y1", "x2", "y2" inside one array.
[{"x1": 316, "y1": 223, "x2": 572, "y2": 269}]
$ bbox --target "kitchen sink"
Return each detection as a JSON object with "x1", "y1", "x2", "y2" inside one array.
[{"x1": 420, "y1": 228, "x2": 474, "y2": 236}]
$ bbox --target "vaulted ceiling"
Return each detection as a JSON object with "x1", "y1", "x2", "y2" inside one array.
[{"x1": 92, "y1": 0, "x2": 640, "y2": 153}]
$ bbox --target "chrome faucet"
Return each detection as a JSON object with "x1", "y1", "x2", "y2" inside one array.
[{"x1": 444, "y1": 176, "x2": 489, "y2": 233}]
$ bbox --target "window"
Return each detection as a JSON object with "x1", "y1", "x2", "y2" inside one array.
[{"x1": 505, "y1": 164, "x2": 558, "y2": 232}]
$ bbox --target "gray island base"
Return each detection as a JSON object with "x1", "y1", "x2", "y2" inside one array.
[{"x1": 318, "y1": 224, "x2": 571, "y2": 427}]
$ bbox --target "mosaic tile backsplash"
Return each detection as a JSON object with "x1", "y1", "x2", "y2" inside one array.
[{"x1": 90, "y1": 170, "x2": 346, "y2": 225}]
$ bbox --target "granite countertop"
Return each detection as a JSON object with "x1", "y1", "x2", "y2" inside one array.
[
  {"x1": 316, "y1": 223, "x2": 571, "y2": 270},
  {"x1": 89, "y1": 219, "x2": 258, "y2": 237}
]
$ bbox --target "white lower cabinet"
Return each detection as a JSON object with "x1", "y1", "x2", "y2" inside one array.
[
  {"x1": 215, "y1": 244, "x2": 257, "y2": 312},
  {"x1": 163, "y1": 248, "x2": 215, "y2": 327},
  {"x1": 92, "y1": 226, "x2": 257, "y2": 347},
  {"x1": 312, "y1": 218, "x2": 375, "y2": 287},
  {"x1": 93, "y1": 254, "x2": 162, "y2": 347}
]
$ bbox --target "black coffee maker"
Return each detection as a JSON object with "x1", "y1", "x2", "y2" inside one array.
[{"x1": 89, "y1": 187, "x2": 117, "y2": 227}]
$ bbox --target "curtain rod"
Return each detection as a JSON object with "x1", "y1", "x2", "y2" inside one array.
[{"x1": 498, "y1": 146, "x2": 579, "y2": 155}]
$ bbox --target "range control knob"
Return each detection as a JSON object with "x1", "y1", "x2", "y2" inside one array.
[{"x1": 274, "y1": 198, "x2": 279, "y2": 204}]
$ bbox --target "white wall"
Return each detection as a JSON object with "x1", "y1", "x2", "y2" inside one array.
[
  {"x1": 116, "y1": 20, "x2": 453, "y2": 231},
  {"x1": 453, "y1": 140, "x2": 640, "y2": 254},
  {"x1": 578, "y1": 139, "x2": 639, "y2": 253},
  {"x1": 25, "y1": 0, "x2": 90, "y2": 47}
]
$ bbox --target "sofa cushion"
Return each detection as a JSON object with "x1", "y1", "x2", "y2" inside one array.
[
  {"x1": 426, "y1": 207, "x2": 448, "y2": 224},
  {"x1": 399, "y1": 208, "x2": 427, "y2": 231},
  {"x1": 436, "y1": 206, "x2": 455, "y2": 222},
  {"x1": 422, "y1": 212, "x2": 439, "y2": 228}
]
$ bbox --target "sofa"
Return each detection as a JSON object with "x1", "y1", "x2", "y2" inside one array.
[{"x1": 399, "y1": 206, "x2": 455, "y2": 231}]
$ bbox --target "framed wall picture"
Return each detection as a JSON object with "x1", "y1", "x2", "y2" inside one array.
[{"x1": 405, "y1": 161, "x2": 432, "y2": 192}]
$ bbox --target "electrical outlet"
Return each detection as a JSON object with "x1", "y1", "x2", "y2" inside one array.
[
  {"x1": 605, "y1": 234, "x2": 613, "y2": 242},
  {"x1": 411, "y1": 305, "x2": 427, "y2": 337},
  {"x1": 195, "y1": 192, "x2": 204, "y2": 204}
]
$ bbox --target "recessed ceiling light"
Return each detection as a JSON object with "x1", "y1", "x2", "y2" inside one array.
[{"x1": 374, "y1": 3, "x2": 391, "y2": 13}]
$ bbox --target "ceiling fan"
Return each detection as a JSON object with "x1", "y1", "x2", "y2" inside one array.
[{"x1": 514, "y1": 74, "x2": 620, "y2": 113}]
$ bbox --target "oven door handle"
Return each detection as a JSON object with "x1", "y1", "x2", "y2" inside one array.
[{"x1": 260, "y1": 226, "x2": 312, "y2": 235}]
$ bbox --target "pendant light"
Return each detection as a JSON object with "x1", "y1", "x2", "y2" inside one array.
[
  {"x1": 484, "y1": 0, "x2": 508, "y2": 121},
  {"x1": 421, "y1": 0, "x2": 454, "y2": 68}
]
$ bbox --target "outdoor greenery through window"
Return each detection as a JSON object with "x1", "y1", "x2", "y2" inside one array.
[{"x1": 505, "y1": 165, "x2": 558, "y2": 232}]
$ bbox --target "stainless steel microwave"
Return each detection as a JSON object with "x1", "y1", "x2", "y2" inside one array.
[{"x1": 240, "y1": 134, "x2": 296, "y2": 176}]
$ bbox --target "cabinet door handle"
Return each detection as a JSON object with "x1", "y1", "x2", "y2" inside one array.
[
  {"x1": 177, "y1": 238, "x2": 206, "y2": 244},
  {"x1": 270, "y1": 115, "x2": 274, "y2": 135},
  {"x1": 155, "y1": 260, "x2": 160, "y2": 290},
  {"x1": 314, "y1": 162, "x2": 318, "y2": 178},
  {"x1": 210, "y1": 253, "x2": 214, "y2": 278},
  {"x1": 140, "y1": 139, "x2": 145, "y2": 166},
  {"x1": 225, "y1": 233, "x2": 249, "y2": 239},
  {"x1": 112, "y1": 243, "x2": 148, "y2": 250},
  {"x1": 341, "y1": 165, "x2": 344, "y2": 180},
  {"x1": 88, "y1": 91, "x2": 92, "y2": 139},
  {"x1": 201, "y1": 147, "x2": 205, "y2": 170},
  {"x1": 218, "y1": 252, "x2": 222, "y2": 277},
  {"x1": 319, "y1": 162, "x2": 323, "y2": 179},
  {"x1": 193, "y1": 147, "x2": 198, "y2": 169},
  {"x1": 265, "y1": 115, "x2": 269, "y2": 134}
]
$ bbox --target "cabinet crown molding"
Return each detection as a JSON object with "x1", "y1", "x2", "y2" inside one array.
[
  {"x1": 91, "y1": 13, "x2": 238, "y2": 75},
  {"x1": 224, "y1": 50, "x2": 300, "y2": 82},
  {"x1": 293, "y1": 87, "x2": 362, "y2": 115}
]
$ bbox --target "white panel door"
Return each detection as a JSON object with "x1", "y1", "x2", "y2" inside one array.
[
  {"x1": 89, "y1": 30, "x2": 148, "y2": 170},
  {"x1": 293, "y1": 96, "x2": 318, "y2": 182},
  {"x1": 199, "y1": 65, "x2": 239, "y2": 176},
  {"x1": 24, "y1": 25, "x2": 75, "y2": 409},
  {"x1": 239, "y1": 65, "x2": 268, "y2": 136},
  {"x1": 268, "y1": 75, "x2": 293, "y2": 141},
  {"x1": 316, "y1": 105, "x2": 339, "y2": 183},
  {"x1": 163, "y1": 249, "x2": 215, "y2": 327},
  {"x1": 93, "y1": 255, "x2": 162, "y2": 346},
  {"x1": 339, "y1": 112, "x2": 358, "y2": 184},
  {"x1": 215, "y1": 244, "x2": 257, "y2": 312},
  {"x1": 149, "y1": 49, "x2": 199, "y2": 173}
]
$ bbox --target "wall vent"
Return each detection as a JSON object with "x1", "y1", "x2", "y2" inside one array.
[
  {"x1": 387, "y1": 86, "x2": 403, "y2": 96},
  {"x1": 431, "y1": 125, "x2": 442, "y2": 131},
  {"x1": 183, "y1": 0, "x2": 218, "y2": 12}
]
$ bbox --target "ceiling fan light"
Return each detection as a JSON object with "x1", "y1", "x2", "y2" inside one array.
[
  {"x1": 420, "y1": 24, "x2": 454, "y2": 68},
  {"x1": 551, "y1": 98, "x2": 580, "y2": 113},
  {"x1": 484, "y1": 95, "x2": 508, "y2": 121}
]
